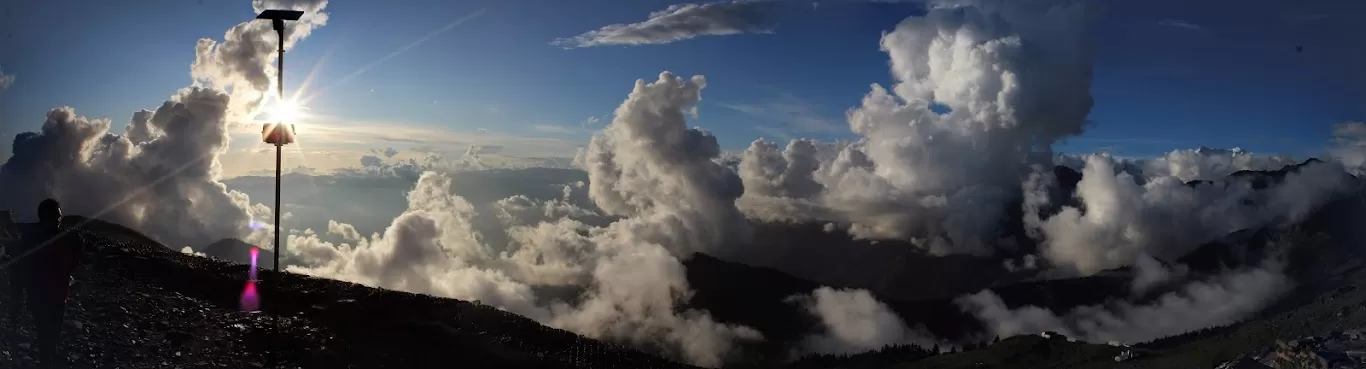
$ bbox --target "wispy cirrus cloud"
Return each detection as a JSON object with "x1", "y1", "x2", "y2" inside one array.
[
  {"x1": 552, "y1": 0, "x2": 780, "y2": 48},
  {"x1": 532, "y1": 123, "x2": 579, "y2": 134},
  {"x1": 719, "y1": 93, "x2": 846, "y2": 138},
  {"x1": 1157, "y1": 18, "x2": 1204, "y2": 31}
]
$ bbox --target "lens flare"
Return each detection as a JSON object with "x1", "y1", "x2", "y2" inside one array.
[
  {"x1": 249, "y1": 246, "x2": 260, "y2": 281},
  {"x1": 241, "y1": 246, "x2": 262, "y2": 312},
  {"x1": 240, "y1": 280, "x2": 260, "y2": 312}
]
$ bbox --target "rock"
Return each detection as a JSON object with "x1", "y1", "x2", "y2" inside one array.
[{"x1": 166, "y1": 330, "x2": 194, "y2": 346}]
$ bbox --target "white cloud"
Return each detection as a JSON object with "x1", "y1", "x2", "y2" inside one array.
[
  {"x1": 0, "y1": 65, "x2": 14, "y2": 91},
  {"x1": 553, "y1": 0, "x2": 778, "y2": 48},
  {"x1": 191, "y1": 0, "x2": 330, "y2": 121},
  {"x1": 734, "y1": 0, "x2": 1100, "y2": 255},
  {"x1": 959, "y1": 258, "x2": 1291, "y2": 344},
  {"x1": 0, "y1": 1, "x2": 333, "y2": 251},
  {"x1": 1033, "y1": 154, "x2": 1351, "y2": 276},
  {"x1": 791, "y1": 287, "x2": 939, "y2": 355},
  {"x1": 581, "y1": 115, "x2": 603, "y2": 129},
  {"x1": 327, "y1": 219, "x2": 362, "y2": 241},
  {"x1": 584, "y1": 72, "x2": 759, "y2": 258},
  {"x1": 285, "y1": 72, "x2": 762, "y2": 367},
  {"x1": 1328, "y1": 122, "x2": 1366, "y2": 175},
  {"x1": 1137, "y1": 147, "x2": 1298, "y2": 182}
]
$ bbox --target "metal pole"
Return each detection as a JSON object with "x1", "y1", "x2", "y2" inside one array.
[{"x1": 273, "y1": 19, "x2": 285, "y2": 275}]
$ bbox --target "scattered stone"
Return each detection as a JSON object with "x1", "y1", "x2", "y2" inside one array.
[{"x1": 1217, "y1": 329, "x2": 1366, "y2": 368}]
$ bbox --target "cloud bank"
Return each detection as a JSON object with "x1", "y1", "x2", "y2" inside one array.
[
  {"x1": 723, "y1": 0, "x2": 1360, "y2": 348},
  {"x1": 959, "y1": 258, "x2": 1292, "y2": 344},
  {"x1": 286, "y1": 72, "x2": 762, "y2": 367},
  {"x1": 791, "y1": 287, "x2": 938, "y2": 355},
  {"x1": 1030, "y1": 154, "x2": 1352, "y2": 276},
  {"x1": 553, "y1": 0, "x2": 778, "y2": 48},
  {"x1": 1329, "y1": 122, "x2": 1366, "y2": 176}
]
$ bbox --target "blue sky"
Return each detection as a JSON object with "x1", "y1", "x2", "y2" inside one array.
[{"x1": 0, "y1": 0, "x2": 1362, "y2": 161}]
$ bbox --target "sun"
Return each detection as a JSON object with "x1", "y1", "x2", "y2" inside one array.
[{"x1": 265, "y1": 98, "x2": 306, "y2": 123}]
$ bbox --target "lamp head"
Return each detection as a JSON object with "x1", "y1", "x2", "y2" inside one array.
[
  {"x1": 256, "y1": 9, "x2": 304, "y2": 32},
  {"x1": 262, "y1": 124, "x2": 297, "y2": 146}
]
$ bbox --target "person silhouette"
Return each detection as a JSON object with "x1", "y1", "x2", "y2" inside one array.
[{"x1": 18, "y1": 199, "x2": 85, "y2": 369}]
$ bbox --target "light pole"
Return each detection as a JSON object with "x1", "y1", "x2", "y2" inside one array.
[{"x1": 256, "y1": 9, "x2": 303, "y2": 276}]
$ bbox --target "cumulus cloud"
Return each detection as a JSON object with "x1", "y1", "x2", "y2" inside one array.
[
  {"x1": 826, "y1": 0, "x2": 1095, "y2": 248},
  {"x1": 735, "y1": 138, "x2": 836, "y2": 224},
  {"x1": 553, "y1": 0, "x2": 778, "y2": 48},
  {"x1": 286, "y1": 72, "x2": 762, "y2": 367},
  {"x1": 327, "y1": 219, "x2": 361, "y2": 241},
  {"x1": 332, "y1": 145, "x2": 577, "y2": 179},
  {"x1": 959, "y1": 258, "x2": 1291, "y2": 344},
  {"x1": 192, "y1": 0, "x2": 330, "y2": 119},
  {"x1": 791, "y1": 287, "x2": 939, "y2": 355},
  {"x1": 731, "y1": 0, "x2": 1098, "y2": 256},
  {"x1": 583, "y1": 72, "x2": 750, "y2": 258},
  {"x1": 0, "y1": 1, "x2": 331, "y2": 251},
  {"x1": 738, "y1": 139, "x2": 823, "y2": 199},
  {"x1": 1328, "y1": 122, "x2": 1366, "y2": 175},
  {"x1": 1137, "y1": 147, "x2": 1297, "y2": 182},
  {"x1": 359, "y1": 154, "x2": 384, "y2": 168},
  {"x1": 719, "y1": 1, "x2": 1358, "y2": 349},
  {"x1": 1033, "y1": 154, "x2": 1352, "y2": 276}
]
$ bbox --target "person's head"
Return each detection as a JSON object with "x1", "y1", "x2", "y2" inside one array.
[{"x1": 38, "y1": 199, "x2": 62, "y2": 227}]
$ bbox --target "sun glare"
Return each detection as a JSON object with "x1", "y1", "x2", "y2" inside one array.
[{"x1": 266, "y1": 99, "x2": 306, "y2": 123}]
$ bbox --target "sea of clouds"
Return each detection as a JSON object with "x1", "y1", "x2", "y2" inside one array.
[{"x1": 4, "y1": 0, "x2": 1365, "y2": 366}]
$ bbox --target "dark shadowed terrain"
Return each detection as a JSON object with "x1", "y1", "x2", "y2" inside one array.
[{"x1": 1, "y1": 220, "x2": 694, "y2": 369}]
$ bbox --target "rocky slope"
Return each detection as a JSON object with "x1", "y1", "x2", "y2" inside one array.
[{"x1": 1, "y1": 224, "x2": 696, "y2": 369}]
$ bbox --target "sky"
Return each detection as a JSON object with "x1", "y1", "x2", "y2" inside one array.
[
  {"x1": 0, "y1": 0, "x2": 1363, "y2": 174},
  {"x1": 2, "y1": 1, "x2": 1366, "y2": 365}
]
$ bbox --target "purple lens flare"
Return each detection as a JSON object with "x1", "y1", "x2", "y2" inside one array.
[
  {"x1": 249, "y1": 246, "x2": 260, "y2": 281},
  {"x1": 240, "y1": 280, "x2": 260, "y2": 312},
  {"x1": 241, "y1": 246, "x2": 262, "y2": 312}
]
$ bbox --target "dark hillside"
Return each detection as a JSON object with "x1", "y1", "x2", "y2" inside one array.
[
  {"x1": 0, "y1": 224, "x2": 696, "y2": 369},
  {"x1": 683, "y1": 253, "x2": 1129, "y2": 352}
]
